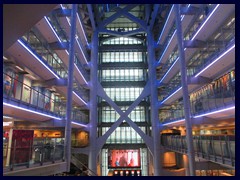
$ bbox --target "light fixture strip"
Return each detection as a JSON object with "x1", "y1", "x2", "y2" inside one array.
[
  {"x1": 162, "y1": 106, "x2": 235, "y2": 126},
  {"x1": 71, "y1": 121, "x2": 87, "y2": 127},
  {"x1": 76, "y1": 13, "x2": 89, "y2": 46},
  {"x1": 73, "y1": 91, "x2": 87, "y2": 106},
  {"x1": 157, "y1": 5, "x2": 175, "y2": 45},
  {"x1": 161, "y1": 87, "x2": 182, "y2": 104},
  {"x1": 158, "y1": 30, "x2": 177, "y2": 64},
  {"x1": 191, "y1": 4, "x2": 220, "y2": 41},
  {"x1": 3, "y1": 102, "x2": 62, "y2": 120},
  {"x1": 17, "y1": 40, "x2": 60, "y2": 79},
  {"x1": 159, "y1": 57, "x2": 179, "y2": 84},
  {"x1": 194, "y1": 44, "x2": 235, "y2": 77},
  {"x1": 44, "y1": 16, "x2": 62, "y2": 43},
  {"x1": 76, "y1": 38, "x2": 88, "y2": 64},
  {"x1": 74, "y1": 64, "x2": 88, "y2": 84}
]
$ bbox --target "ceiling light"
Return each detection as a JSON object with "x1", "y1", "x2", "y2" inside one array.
[
  {"x1": 15, "y1": 65, "x2": 24, "y2": 71},
  {"x1": 3, "y1": 122, "x2": 12, "y2": 126},
  {"x1": 3, "y1": 116, "x2": 13, "y2": 119}
]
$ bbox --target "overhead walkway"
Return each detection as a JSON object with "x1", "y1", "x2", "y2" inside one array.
[{"x1": 161, "y1": 135, "x2": 235, "y2": 168}]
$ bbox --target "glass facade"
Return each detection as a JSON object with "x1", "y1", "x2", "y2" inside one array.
[{"x1": 98, "y1": 35, "x2": 150, "y2": 175}]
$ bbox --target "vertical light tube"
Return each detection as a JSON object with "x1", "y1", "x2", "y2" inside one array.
[
  {"x1": 64, "y1": 4, "x2": 77, "y2": 172},
  {"x1": 174, "y1": 4, "x2": 196, "y2": 176},
  {"x1": 147, "y1": 27, "x2": 162, "y2": 176},
  {"x1": 88, "y1": 30, "x2": 99, "y2": 174}
]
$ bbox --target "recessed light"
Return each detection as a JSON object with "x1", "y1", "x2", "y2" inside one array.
[{"x1": 3, "y1": 56, "x2": 8, "y2": 60}]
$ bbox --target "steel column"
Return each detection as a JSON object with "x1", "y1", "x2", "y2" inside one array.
[
  {"x1": 64, "y1": 4, "x2": 77, "y2": 172},
  {"x1": 88, "y1": 29, "x2": 99, "y2": 174},
  {"x1": 147, "y1": 27, "x2": 162, "y2": 176},
  {"x1": 174, "y1": 4, "x2": 196, "y2": 176}
]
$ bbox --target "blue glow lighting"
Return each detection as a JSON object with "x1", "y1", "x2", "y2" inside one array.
[
  {"x1": 66, "y1": 17, "x2": 71, "y2": 26},
  {"x1": 157, "y1": 4, "x2": 190, "y2": 45},
  {"x1": 44, "y1": 16, "x2": 62, "y2": 43},
  {"x1": 18, "y1": 40, "x2": 60, "y2": 79},
  {"x1": 161, "y1": 106, "x2": 235, "y2": 126},
  {"x1": 158, "y1": 30, "x2": 177, "y2": 64},
  {"x1": 72, "y1": 121, "x2": 88, "y2": 127},
  {"x1": 73, "y1": 91, "x2": 87, "y2": 106},
  {"x1": 60, "y1": 4, "x2": 65, "y2": 9},
  {"x1": 76, "y1": 13, "x2": 89, "y2": 46},
  {"x1": 194, "y1": 44, "x2": 235, "y2": 77},
  {"x1": 191, "y1": 4, "x2": 220, "y2": 41},
  {"x1": 193, "y1": 106, "x2": 235, "y2": 118},
  {"x1": 162, "y1": 119, "x2": 185, "y2": 126},
  {"x1": 3, "y1": 102, "x2": 62, "y2": 120},
  {"x1": 76, "y1": 37, "x2": 88, "y2": 64},
  {"x1": 74, "y1": 64, "x2": 88, "y2": 84},
  {"x1": 159, "y1": 57, "x2": 179, "y2": 84},
  {"x1": 157, "y1": 5, "x2": 174, "y2": 45},
  {"x1": 161, "y1": 87, "x2": 182, "y2": 104},
  {"x1": 180, "y1": 4, "x2": 190, "y2": 20}
]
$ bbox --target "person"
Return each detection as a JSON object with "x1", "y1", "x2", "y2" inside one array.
[
  {"x1": 128, "y1": 158, "x2": 134, "y2": 167},
  {"x1": 115, "y1": 158, "x2": 120, "y2": 166},
  {"x1": 119, "y1": 154, "x2": 127, "y2": 167}
]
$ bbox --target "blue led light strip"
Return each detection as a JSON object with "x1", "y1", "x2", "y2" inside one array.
[
  {"x1": 194, "y1": 44, "x2": 235, "y2": 77},
  {"x1": 3, "y1": 102, "x2": 62, "y2": 120},
  {"x1": 76, "y1": 37, "x2": 88, "y2": 64},
  {"x1": 193, "y1": 106, "x2": 235, "y2": 118},
  {"x1": 18, "y1": 40, "x2": 60, "y2": 79},
  {"x1": 74, "y1": 64, "x2": 88, "y2": 84},
  {"x1": 44, "y1": 16, "x2": 62, "y2": 43},
  {"x1": 73, "y1": 91, "x2": 88, "y2": 106},
  {"x1": 191, "y1": 4, "x2": 220, "y2": 41},
  {"x1": 161, "y1": 87, "x2": 182, "y2": 104},
  {"x1": 162, "y1": 106, "x2": 235, "y2": 126},
  {"x1": 72, "y1": 121, "x2": 88, "y2": 127},
  {"x1": 76, "y1": 13, "x2": 89, "y2": 46}
]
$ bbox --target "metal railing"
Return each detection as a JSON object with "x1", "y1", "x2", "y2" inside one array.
[
  {"x1": 3, "y1": 72, "x2": 89, "y2": 123},
  {"x1": 3, "y1": 138, "x2": 65, "y2": 172},
  {"x1": 3, "y1": 72, "x2": 64, "y2": 115},
  {"x1": 71, "y1": 154, "x2": 98, "y2": 176},
  {"x1": 161, "y1": 135, "x2": 235, "y2": 167}
]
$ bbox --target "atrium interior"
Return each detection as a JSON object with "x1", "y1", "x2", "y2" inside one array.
[{"x1": 3, "y1": 4, "x2": 235, "y2": 176}]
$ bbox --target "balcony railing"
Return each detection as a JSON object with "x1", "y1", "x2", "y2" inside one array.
[
  {"x1": 3, "y1": 72, "x2": 89, "y2": 123},
  {"x1": 3, "y1": 138, "x2": 65, "y2": 172},
  {"x1": 161, "y1": 135, "x2": 235, "y2": 167}
]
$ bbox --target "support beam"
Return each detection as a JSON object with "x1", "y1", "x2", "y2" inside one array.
[
  {"x1": 96, "y1": 81, "x2": 152, "y2": 152},
  {"x1": 87, "y1": 4, "x2": 96, "y2": 30},
  {"x1": 180, "y1": 6, "x2": 199, "y2": 15},
  {"x1": 174, "y1": 4, "x2": 196, "y2": 176},
  {"x1": 99, "y1": 44, "x2": 147, "y2": 51},
  {"x1": 64, "y1": 4, "x2": 77, "y2": 172},
  {"x1": 121, "y1": 11, "x2": 147, "y2": 30},
  {"x1": 145, "y1": 4, "x2": 151, "y2": 23},
  {"x1": 49, "y1": 41, "x2": 69, "y2": 50},
  {"x1": 149, "y1": 4, "x2": 160, "y2": 30},
  {"x1": 147, "y1": 27, "x2": 162, "y2": 176},
  {"x1": 99, "y1": 4, "x2": 136, "y2": 28},
  {"x1": 88, "y1": 29, "x2": 99, "y2": 175},
  {"x1": 98, "y1": 28, "x2": 145, "y2": 37},
  {"x1": 52, "y1": 8, "x2": 71, "y2": 17},
  {"x1": 184, "y1": 40, "x2": 205, "y2": 48}
]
